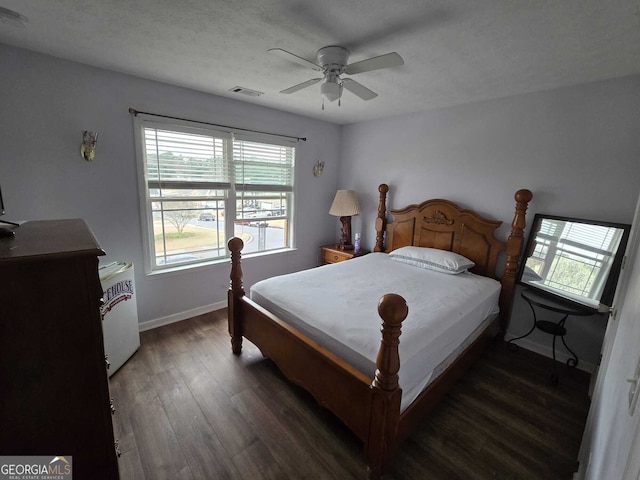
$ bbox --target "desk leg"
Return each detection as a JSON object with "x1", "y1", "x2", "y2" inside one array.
[
  {"x1": 548, "y1": 315, "x2": 580, "y2": 385},
  {"x1": 550, "y1": 321, "x2": 561, "y2": 385},
  {"x1": 506, "y1": 300, "x2": 538, "y2": 351},
  {"x1": 512, "y1": 299, "x2": 580, "y2": 385},
  {"x1": 558, "y1": 316, "x2": 579, "y2": 368}
]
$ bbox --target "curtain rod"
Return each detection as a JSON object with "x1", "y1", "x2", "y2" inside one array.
[{"x1": 128, "y1": 108, "x2": 307, "y2": 142}]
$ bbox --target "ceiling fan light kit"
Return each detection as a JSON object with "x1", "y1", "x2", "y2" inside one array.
[
  {"x1": 269, "y1": 45, "x2": 404, "y2": 107},
  {"x1": 321, "y1": 72, "x2": 342, "y2": 103},
  {"x1": 321, "y1": 81, "x2": 342, "y2": 103}
]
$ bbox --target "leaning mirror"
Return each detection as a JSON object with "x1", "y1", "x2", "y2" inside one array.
[{"x1": 517, "y1": 213, "x2": 631, "y2": 310}]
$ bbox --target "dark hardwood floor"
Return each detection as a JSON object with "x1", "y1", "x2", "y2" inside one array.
[{"x1": 110, "y1": 310, "x2": 591, "y2": 480}]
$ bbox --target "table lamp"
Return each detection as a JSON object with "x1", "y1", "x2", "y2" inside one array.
[{"x1": 329, "y1": 189, "x2": 360, "y2": 250}]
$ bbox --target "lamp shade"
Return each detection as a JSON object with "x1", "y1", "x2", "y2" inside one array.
[{"x1": 329, "y1": 190, "x2": 360, "y2": 217}]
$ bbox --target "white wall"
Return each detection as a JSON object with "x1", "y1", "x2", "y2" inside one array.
[
  {"x1": 341, "y1": 75, "x2": 640, "y2": 369},
  {"x1": 0, "y1": 44, "x2": 341, "y2": 326},
  {"x1": 578, "y1": 190, "x2": 640, "y2": 479}
]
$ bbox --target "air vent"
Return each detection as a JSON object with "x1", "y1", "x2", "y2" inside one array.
[{"x1": 229, "y1": 86, "x2": 264, "y2": 97}]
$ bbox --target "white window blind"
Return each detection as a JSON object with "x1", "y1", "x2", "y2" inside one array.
[
  {"x1": 144, "y1": 126, "x2": 231, "y2": 190},
  {"x1": 539, "y1": 219, "x2": 620, "y2": 256},
  {"x1": 233, "y1": 139, "x2": 295, "y2": 192}
]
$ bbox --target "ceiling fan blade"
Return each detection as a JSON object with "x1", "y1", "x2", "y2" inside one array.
[
  {"x1": 345, "y1": 52, "x2": 404, "y2": 75},
  {"x1": 341, "y1": 78, "x2": 378, "y2": 101},
  {"x1": 268, "y1": 48, "x2": 323, "y2": 72},
  {"x1": 280, "y1": 78, "x2": 322, "y2": 94}
]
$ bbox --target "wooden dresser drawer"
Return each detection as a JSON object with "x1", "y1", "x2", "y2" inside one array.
[
  {"x1": 323, "y1": 247, "x2": 351, "y2": 264},
  {"x1": 320, "y1": 245, "x2": 369, "y2": 265}
]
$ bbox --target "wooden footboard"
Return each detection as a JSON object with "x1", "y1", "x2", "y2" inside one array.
[
  {"x1": 228, "y1": 237, "x2": 407, "y2": 478},
  {"x1": 227, "y1": 186, "x2": 532, "y2": 478}
]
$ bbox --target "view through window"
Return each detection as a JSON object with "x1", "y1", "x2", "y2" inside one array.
[
  {"x1": 522, "y1": 217, "x2": 625, "y2": 305},
  {"x1": 135, "y1": 118, "x2": 295, "y2": 272}
]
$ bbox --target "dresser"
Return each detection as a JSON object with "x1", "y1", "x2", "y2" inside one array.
[{"x1": 0, "y1": 219, "x2": 120, "y2": 479}]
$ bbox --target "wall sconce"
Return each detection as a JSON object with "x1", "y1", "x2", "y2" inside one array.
[
  {"x1": 80, "y1": 130, "x2": 98, "y2": 162},
  {"x1": 313, "y1": 160, "x2": 325, "y2": 177}
]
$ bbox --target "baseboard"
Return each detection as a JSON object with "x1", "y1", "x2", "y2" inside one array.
[
  {"x1": 573, "y1": 465, "x2": 584, "y2": 480},
  {"x1": 138, "y1": 301, "x2": 226, "y2": 332},
  {"x1": 504, "y1": 334, "x2": 597, "y2": 374},
  {"x1": 573, "y1": 455, "x2": 587, "y2": 480}
]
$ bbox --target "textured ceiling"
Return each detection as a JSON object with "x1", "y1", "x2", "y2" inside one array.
[{"x1": 1, "y1": 0, "x2": 639, "y2": 125}]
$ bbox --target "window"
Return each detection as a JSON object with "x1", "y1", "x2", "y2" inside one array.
[{"x1": 134, "y1": 116, "x2": 295, "y2": 272}]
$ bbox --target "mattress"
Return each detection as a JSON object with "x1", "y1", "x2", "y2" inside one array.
[{"x1": 250, "y1": 252, "x2": 501, "y2": 411}]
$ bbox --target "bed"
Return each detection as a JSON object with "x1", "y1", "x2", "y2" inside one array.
[{"x1": 227, "y1": 184, "x2": 533, "y2": 478}]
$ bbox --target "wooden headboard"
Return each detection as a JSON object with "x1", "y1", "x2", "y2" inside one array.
[{"x1": 373, "y1": 184, "x2": 533, "y2": 330}]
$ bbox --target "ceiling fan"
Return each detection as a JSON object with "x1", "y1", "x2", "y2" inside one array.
[{"x1": 268, "y1": 46, "x2": 404, "y2": 106}]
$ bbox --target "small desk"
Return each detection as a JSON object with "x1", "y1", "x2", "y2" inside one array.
[{"x1": 508, "y1": 288, "x2": 594, "y2": 385}]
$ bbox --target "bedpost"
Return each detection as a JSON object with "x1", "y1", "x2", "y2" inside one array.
[
  {"x1": 228, "y1": 237, "x2": 246, "y2": 355},
  {"x1": 366, "y1": 293, "x2": 408, "y2": 479},
  {"x1": 499, "y1": 189, "x2": 533, "y2": 333},
  {"x1": 374, "y1": 184, "x2": 389, "y2": 252}
]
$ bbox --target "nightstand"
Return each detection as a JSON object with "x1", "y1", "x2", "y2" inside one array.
[{"x1": 320, "y1": 244, "x2": 369, "y2": 265}]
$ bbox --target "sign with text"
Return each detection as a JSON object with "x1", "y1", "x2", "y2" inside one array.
[{"x1": 0, "y1": 456, "x2": 72, "y2": 480}]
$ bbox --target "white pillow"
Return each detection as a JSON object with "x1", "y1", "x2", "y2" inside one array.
[{"x1": 388, "y1": 246, "x2": 475, "y2": 274}]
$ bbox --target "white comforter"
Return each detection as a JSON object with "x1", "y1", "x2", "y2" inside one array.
[{"x1": 250, "y1": 252, "x2": 500, "y2": 411}]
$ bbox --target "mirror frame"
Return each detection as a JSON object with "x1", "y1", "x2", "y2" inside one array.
[{"x1": 517, "y1": 213, "x2": 631, "y2": 310}]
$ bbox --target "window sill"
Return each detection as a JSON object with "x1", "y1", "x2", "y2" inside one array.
[{"x1": 145, "y1": 247, "x2": 297, "y2": 278}]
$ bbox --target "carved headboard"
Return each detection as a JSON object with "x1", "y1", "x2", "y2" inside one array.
[
  {"x1": 373, "y1": 183, "x2": 533, "y2": 331},
  {"x1": 390, "y1": 202, "x2": 506, "y2": 279},
  {"x1": 373, "y1": 184, "x2": 532, "y2": 281}
]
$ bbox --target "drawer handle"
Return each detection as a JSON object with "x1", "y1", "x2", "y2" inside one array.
[{"x1": 333, "y1": 255, "x2": 338, "y2": 261}]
